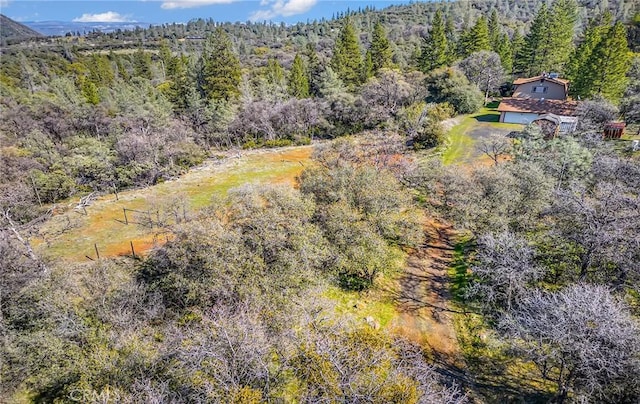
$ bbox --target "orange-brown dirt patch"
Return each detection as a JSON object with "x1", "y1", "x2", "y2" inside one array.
[
  {"x1": 36, "y1": 146, "x2": 312, "y2": 262},
  {"x1": 389, "y1": 219, "x2": 462, "y2": 365}
]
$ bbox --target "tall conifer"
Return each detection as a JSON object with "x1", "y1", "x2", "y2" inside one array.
[
  {"x1": 158, "y1": 40, "x2": 173, "y2": 79},
  {"x1": 331, "y1": 18, "x2": 363, "y2": 87},
  {"x1": 567, "y1": 13, "x2": 612, "y2": 97},
  {"x1": 496, "y1": 32, "x2": 513, "y2": 73},
  {"x1": 202, "y1": 27, "x2": 242, "y2": 101},
  {"x1": 488, "y1": 9, "x2": 501, "y2": 51},
  {"x1": 168, "y1": 56, "x2": 194, "y2": 113},
  {"x1": 419, "y1": 9, "x2": 448, "y2": 73},
  {"x1": 584, "y1": 22, "x2": 631, "y2": 101},
  {"x1": 545, "y1": 0, "x2": 578, "y2": 73},
  {"x1": 445, "y1": 15, "x2": 457, "y2": 61},
  {"x1": 369, "y1": 22, "x2": 394, "y2": 73},
  {"x1": 363, "y1": 50, "x2": 375, "y2": 80},
  {"x1": 511, "y1": 30, "x2": 525, "y2": 72},
  {"x1": 288, "y1": 53, "x2": 310, "y2": 98},
  {"x1": 265, "y1": 58, "x2": 285, "y2": 86},
  {"x1": 305, "y1": 43, "x2": 323, "y2": 97},
  {"x1": 518, "y1": 1, "x2": 577, "y2": 76},
  {"x1": 470, "y1": 16, "x2": 491, "y2": 53},
  {"x1": 456, "y1": 25, "x2": 474, "y2": 58},
  {"x1": 517, "y1": 4, "x2": 549, "y2": 75},
  {"x1": 132, "y1": 48, "x2": 153, "y2": 80}
]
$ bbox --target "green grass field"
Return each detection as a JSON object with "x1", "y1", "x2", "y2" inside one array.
[
  {"x1": 442, "y1": 106, "x2": 523, "y2": 165},
  {"x1": 35, "y1": 147, "x2": 312, "y2": 262}
]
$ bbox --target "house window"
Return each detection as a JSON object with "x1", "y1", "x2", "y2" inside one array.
[{"x1": 533, "y1": 86, "x2": 548, "y2": 94}]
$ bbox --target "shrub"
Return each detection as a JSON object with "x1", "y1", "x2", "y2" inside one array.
[
  {"x1": 425, "y1": 67, "x2": 484, "y2": 114},
  {"x1": 413, "y1": 120, "x2": 445, "y2": 150},
  {"x1": 428, "y1": 102, "x2": 455, "y2": 121},
  {"x1": 264, "y1": 139, "x2": 293, "y2": 148}
]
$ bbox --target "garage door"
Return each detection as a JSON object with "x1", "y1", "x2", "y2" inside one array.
[{"x1": 503, "y1": 112, "x2": 539, "y2": 125}]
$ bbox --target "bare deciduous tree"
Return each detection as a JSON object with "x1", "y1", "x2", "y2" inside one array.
[
  {"x1": 499, "y1": 284, "x2": 640, "y2": 402},
  {"x1": 549, "y1": 180, "x2": 640, "y2": 285},
  {"x1": 457, "y1": 51, "x2": 506, "y2": 105},
  {"x1": 468, "y1": 232, "x2": 544, "y2": 312},
  {"x1": 477, "y1": 134, "x2": 512, "y2": 166}
]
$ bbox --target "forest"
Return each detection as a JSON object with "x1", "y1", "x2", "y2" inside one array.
[{"x1": 1, "y1": 0, "x2": 640, "y2": 402}]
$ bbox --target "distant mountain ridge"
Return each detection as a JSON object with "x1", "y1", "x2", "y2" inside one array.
[
  {"x1": 1, "y1": 14, "x2": 43, "y2": 40},
  {"x1": 22, "y1": 21, "x2": 151, "y2": 37}
]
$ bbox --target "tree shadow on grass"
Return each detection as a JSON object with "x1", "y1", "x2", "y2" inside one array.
[
  {"x1": 427, "y1": 338, "x2": 555, "y2": 404},
  {"x1": 474, "y1": 113, "x2": 501, "y2": 123}
]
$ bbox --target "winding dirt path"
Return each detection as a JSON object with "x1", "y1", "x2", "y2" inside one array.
[{"x1": 391, "y1": 219, "x2": 462, "y2": 364}]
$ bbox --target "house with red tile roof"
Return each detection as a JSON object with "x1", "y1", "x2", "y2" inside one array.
[{"x1": 498, "y1": 73, "x2": 579, "y2": 132}]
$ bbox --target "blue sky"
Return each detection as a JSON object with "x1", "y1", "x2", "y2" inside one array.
[{"x1": 1, "y1": 0, "x2": 415, "y2": 24}]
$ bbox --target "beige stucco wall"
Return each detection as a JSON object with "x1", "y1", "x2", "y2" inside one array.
[{"x1": 513, "y1": 80, "x2": 566, "y2": 100}]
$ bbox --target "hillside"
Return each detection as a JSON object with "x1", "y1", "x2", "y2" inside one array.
[
  {"x1": 1, "y1": 0, "x2": 640, "y2": 402},
  {"x1": 0, "y1": 14, "x2": 43, "y2": 41}
]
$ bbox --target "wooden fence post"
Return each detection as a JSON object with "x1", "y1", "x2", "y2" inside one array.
[
  {"x1": 123, "y1": 208, "x2": 128, "y2": 225},
  {"x1": 130, "y1": 241, "x2": 136, "y2": 258},
  {"x1": 94, "y1": 243, "x2": 100, "y2": 260}
]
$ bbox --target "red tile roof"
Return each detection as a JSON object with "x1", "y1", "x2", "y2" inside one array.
[{"x1": 498, "y1": 98, "x2": 579, "y2": 116}]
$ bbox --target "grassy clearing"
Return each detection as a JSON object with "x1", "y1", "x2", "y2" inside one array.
[
  {"x1": 442, "y1": 115, "x2": 481, "y2": 165},
  {"x1": 448, "y1": 236, "x2": 473, "y2": 303},
  {"x1": 35, "y1": 146, "x2": 312, "y2": 262},
  {"x1": 324, "y1": 285, "x2": 398, "y2": 329},
  {"x1": 323, "y1": 247, "x2": 408, "y2": 330},
  {"x1": 442, "y1": 106, "x2": 523, "y2": 165}
]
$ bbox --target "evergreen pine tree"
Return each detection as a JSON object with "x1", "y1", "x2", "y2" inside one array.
[
  {"x1": 455, "y1": 16, "x2": 490, "y2": 58},
  {"x1": 87, "y1": 54, "x2": 115, "y2": 86},
  {"x1": 363, "y1": 50, "x2": 375, "y2": 80},
  {"x1": 261, "y1": 58, "x2": 287, "y2": 101},
  {"x1": 369, "y1": 22, "x2": 394, "y2": 73},
  {"x1": 545, "y1": 0, "x2": 578, "y2": 73},
  {"x1": 419, "y1": 9, "x2": 448, "y2": 73},
  {"x1": 201, "y1": 27, "x2": 241, "y2": 101},
  {"x1": 444, "y1": 14, "x2": 457, "y2": 62},
  {"x1": 158, "y1": 40, "x2": 173, "y2": 79},
  {"x1": 115, "y1": 56, "x2": 130, "y2": 82},
  {"x1": 517, "y1": 4, "x2": 550, "y2": 76},
  {"x1": 168, "y1": 56, "x2": 195, "y2": 113},
  {"x1": 331, "y1": 18, "x2": 364, "y2": 87},
  {"x1": 265, "y1": 58, "x2": 285, "y2": 86},
  {"x1": 318, "y1": 66, "x2": 348, "y2": 98},
  {"x1": 288, "y1": 53, "x2": 310, "y2": 98},
  {"x1": 469, "y1": 16, "x2": 491, "y2": 54},
  {"x1": 518, "y1": 1, "x2": 577, "y2": 76},
  {"x1": 584, "y1": 22, "x2": 631, "y2": 101},
  {"x1": 511, "y1": 30, "x2": 525, "y2": 73},
  {"x1": 456, "y1": 25, "x2": 474, "y2": 58},
  {"x1": 81, "y1": 80, "x2": 100, "y2": 105},
  {"x1": 488, "y1": 9, "x2": 501, "y2": 51},
  {"x1": 305, "y1": 43, "x2": 323, "y2": 97},
  {"x1": 132, "y1": 48, "x2": 153, "y2": 79},
  {"x1": 495, "y1": 32, "x2": 513, "y2": 73},
  {"x1": 567, "y1": 12, "x2": 612, "y2": 97}
]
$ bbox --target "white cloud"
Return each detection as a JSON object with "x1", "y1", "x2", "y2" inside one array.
[
  {"x1": 161, "y1": 0, "x2": 237, "y2": 9},
  {"x1": 249, "y1": 0, "x2": 317, "y2": 21},
  {"x1": 0, "y1": 0, "x2": 10, "y2": 9},
  {"x1": 72, "y1": 12, "x2": 135, "y2": 23}
]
